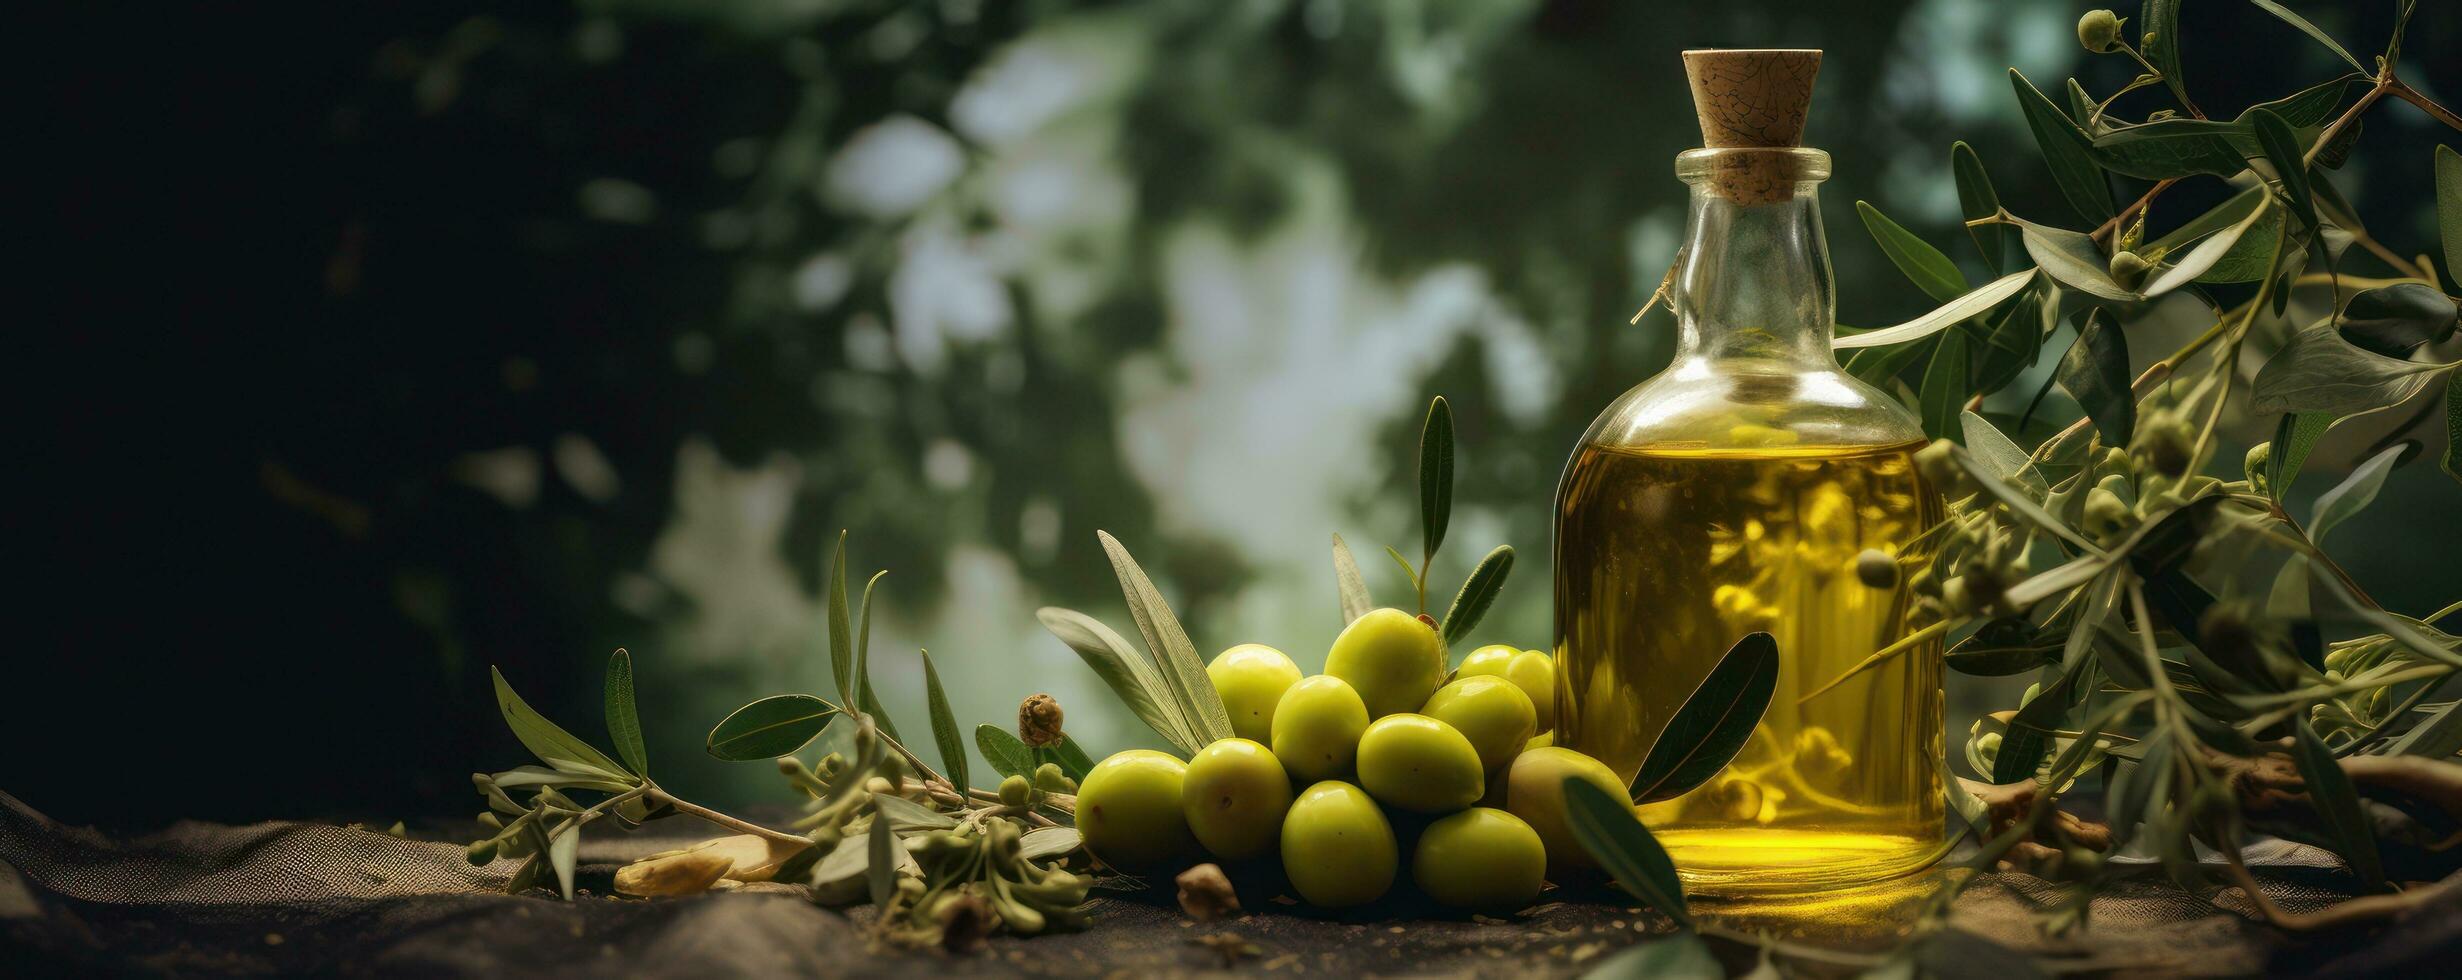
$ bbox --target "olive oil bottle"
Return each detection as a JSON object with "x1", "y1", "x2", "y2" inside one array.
[{"x1": 1552, "y1": 49, "x2": 1946, "y2": 893}]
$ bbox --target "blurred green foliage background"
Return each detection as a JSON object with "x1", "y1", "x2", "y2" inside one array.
[{"x1": 20, "y1": 0, "x2": 2455, "y2": 822}]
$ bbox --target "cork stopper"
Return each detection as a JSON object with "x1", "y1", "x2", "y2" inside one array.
[{"x1": 1681, "y1": 49, "x2": 1822, "y2": 203}]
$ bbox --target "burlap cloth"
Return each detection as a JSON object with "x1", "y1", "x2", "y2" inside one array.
[{"x1": 3, "y1": 791, "x2": 2454, "y2": 977}]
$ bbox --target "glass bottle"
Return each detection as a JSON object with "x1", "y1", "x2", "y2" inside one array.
[{"x1": 1551, "y1": 49, "x2": 1945, "y2": 894}]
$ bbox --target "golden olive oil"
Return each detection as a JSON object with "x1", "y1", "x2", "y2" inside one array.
[{"x1": 1553, "y1": 440, "x2": 1944, "y2": 892}]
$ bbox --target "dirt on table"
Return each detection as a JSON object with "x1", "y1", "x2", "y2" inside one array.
[{"x1": 4, "y1": 792, "x2": 2455, "y2": 977}]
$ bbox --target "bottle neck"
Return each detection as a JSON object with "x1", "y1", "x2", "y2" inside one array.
[{"x1": 1669, "y1": 150, "x2": 1836, "y2": 370}]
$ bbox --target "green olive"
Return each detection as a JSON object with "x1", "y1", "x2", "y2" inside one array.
[
  {"x1": 1455, "y1": 644, "x2": 1519, "y2": 680},
  {"x1": 1411, "y1": 807, "x2": 1546, "y2": 912},
  {"x1": 1076, "y1": 749, "x2": 1196, "y2": 872},
  {"x1": 1270, "y1": 675, "x2": 1371, "y2": 782},
  {"x1": 1324, "y1": 608, "x2": 1446, "y2": 718},
  {"x1": 1419, "y1": 675, "x2": 1536, "y2": 772},
  {"x1": 1180, "y1": 738, "x2": 1293, "y2": 860},
  {"x1": 1504, "y1": 650, "x2": 1560, "y2": 733},
  {"x1": 1505, "y1": 746, "x2": 1626, "y2": 875},
  {"x1": 1207, "y1": 644, "x2": 1303, "y2": 744},
  {"x1": 1355, "y1": 713, "x2": 1484, "y2": 813},
  {"x1": 1279, "y1": 781, "x2": 1397, "y2": 907}
]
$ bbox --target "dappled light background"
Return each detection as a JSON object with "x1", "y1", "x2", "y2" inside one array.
[{"x1": 24, "y1": 0, "x2": 2456, "y2": 822}]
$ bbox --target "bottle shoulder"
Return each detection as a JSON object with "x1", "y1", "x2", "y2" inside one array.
[{"x1": 1577, "y1": 358, "x2": 1928, "y2": 453}]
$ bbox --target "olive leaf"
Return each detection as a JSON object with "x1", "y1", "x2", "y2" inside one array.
[
  {"x1": 2436, "y1": 145, "x2": 2460, "y2": 290},
  {"x1": 2337, "y1": 283, "x2": 2459, "y2": 358},
  {"x1": 1990, "y1": 668, "x2": 2076, "y2": 784},
  {"x1": 1628, "y1": 632, "x2": 1779, "y2": 804},
  {"x1": 920, "y1": 650, "x2": 967, "y2": 796},
  {"x1": 873, "y1": 793, "x2": 958, "y2": 831},
  {"x1": 1096, "y1": 530, "x2": 1235, "y2": 745},
  {"x1": 1920, "y1": 330, "x2": 1971, "y2": 440},
  {"x1": 853, "y1": 569, "x2": 899, "y2": 742},
  {"x1": 1833, "y1": 269, "x2": 2036, "y2": 349},
  {"x1": 2444, "y1": 373, "x2": 2462, "y2": 486},
  {"x1": 1562, "y1": 778, "x2": 1691, "y2": 928},
  {"x1": 1946, "y1": 618, "x2": 2062, "y2": 676},
  {"x1": 1844, "y1": 333, "x2": 1934, "y2": 389},
  {"x1": 491, "y1": 666, "x2": 634, "y2": 782},
  {"x1": 1971, "y1": 285, "x2": 2051, "y2": 395},
  {"x1": 1859, "y1": 201, "x2": 1968, "y2": 302},
  {"x1": 1019, "y1": 827, "x2": 1082, "y2": 862},
  {"x1": 2248, "y1": 0, "x2": 2368, "y2": 74},
  {"x1": 1440, "y1": 545, "x2": 1514, "y2": 646},
  {"x1": 1961, "y1": 410, "x2": 2046, "y2": 496},
  {"x1": 1952, "y1": 141, "x2": 2006, "y2": 271},
  {"x1": 2309, "y1": 443, "x2": 2405, "y2": 546},
  {"x1": 866, "y1": 811, "x2": 896, "y2": 908},
  {"x1": 1034, "y1": 606, "x2": 1200, "y2": 754},
  {"x1": 2384, "y1": 697, "x2": 2462, "y2": 758},
  {"x1": 2059, "y1": 308, "x2": 2135, "y2": 448},
  {"x1": 975, "y1": 724, "x2": 1035, "y2": 778},
  {"x1": 548, "y1": 820, "x2": 581, "y2": 901},
  {"x1": 2009, "y1": 69, "x2": 2112, "y2": 224},
  {"x1": 2015, "y1": 219, "x2": 2132, "y2": 302},
  {"x1": 604, "y1": 648, "x2": 649, "y2": 778},
  {"x1": 2086, "y1": 76, "x2": 2354, "y2": 181},
  {"x1": 2247, "y1": 108, "x2": 2317, "y2": 234},
  {"x1": 2252, "y1": 315, "x2": 2454, "y2": 417},
  {"x1": 827, "y1": 530, "x2": 853, "y2": 706},
  {"x1": 706, "y1": 694, "x2": 838, "y2": 761},
  {"x1": 1577, "y1": 933, "x2": 1721, "y2": 980},
  {"x1": 1049, "y1": 735, "x2": 1097, "y2": 781},
  {"x1": 2141, "y1": 0, "x2": 2188, "y2": 109},
  {"x1": 2293, "y1": 719, "x2": 2387, "y2": 891},
  {"x1": 2267, "y1": 411, "x2": 2334, "y2": 499},
  {"x1": 1419, "y1": 395, "x2": 1454, "y2": 566},
  {"x1": 1330, "y1": 532, "x2": 1374, "y2": 626}
]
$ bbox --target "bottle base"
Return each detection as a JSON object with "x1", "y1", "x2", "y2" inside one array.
[{"x1": 1653, "y1": 828, "x2": 1944, "y2": 896}]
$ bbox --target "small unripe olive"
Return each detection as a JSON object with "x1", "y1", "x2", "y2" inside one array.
[
  {"x1": 1855, "y1": 548, "x2": 1900, "y2": 589},
  {"x1": 1033, "y1": 762, "x2": 1075, "y2": 794},
  {"x1": 999, "y1": 774, "x2": 1033, "y2": 807},
  {"x1": 2077, "y1": 9, "x2": 2124, "y2": 53},
  {"x1": 2244, "y1": 443, "x2": 2273, "y2": 493},
  {"x1": 2107, "y1": 249, "x2": 2150, "y2": 288}
]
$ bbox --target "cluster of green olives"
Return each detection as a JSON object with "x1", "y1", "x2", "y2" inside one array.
[{"x1": 1076, "y1": 608, "x2": 1628, "y2": 914}]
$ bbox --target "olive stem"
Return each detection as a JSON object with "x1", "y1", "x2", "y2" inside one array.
[{"x1": 646, "y1": 787, "x2": 812, "y2": 848}]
